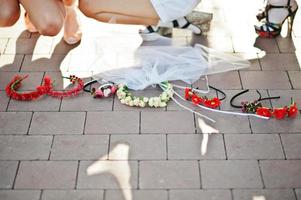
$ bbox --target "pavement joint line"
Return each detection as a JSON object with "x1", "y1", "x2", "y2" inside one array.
[
  {"x1": 74, "y1": 161, "x2": 80, "y2": 189},
  {"x1": 12, "y1": 161, "x2": 20, "y2": 189},
  {"x1": 258, "y1": 160, "x2": 266, "y2": 189},
  {"x1": 48, "y1": 135, "x2": 55, "y2": 160},
  {"x1": 278, "y1": 134, "x2": 288, "y2": 160}
]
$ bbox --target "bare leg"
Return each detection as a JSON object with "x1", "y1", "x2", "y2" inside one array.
[
  {"x1": 19, "y1": 0, "x2": 65, "y2": 36},
  {"x1": 0, "y1": 0, "x2": 20, "y2": 27},
  {"x1": 79, "y1": 0, "x2": 159, "y2": 25},
  {"x1": 63, "y1": 0, "x2": 82, "y2": 44}
]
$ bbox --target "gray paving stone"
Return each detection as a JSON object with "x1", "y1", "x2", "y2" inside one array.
[
  {"x1": 254, "y1": 38, "x2": 279, "y2": 53},
  {"x1": 0, "y1": 190, "x2": 41, "y2": 200},
  {"x1": 5, "y1": 37, "x2": 52, "y2": 54},
  {"x1": 21, "y1": 54, "x2": 70, "y2": 72},
  {"x1": 30, "y1": 112, "x2": 85, "y2": 134},
  {"x1": 0, "y1": 135, "x2": 52, "y2": 160},
  {"x1": 167, "y1": 134, "x2": 226, "y2": 159},
  {"x1": 240, "y1": 71, "x2": 291, "y2": 89},
  {"x1": 196, "y1": 111, "x2": 251, "y2": 134},
  {"x1": 0, "y1": 54, "x2": 24, "y2": 71},
  {"x1": 105, "y1": 190, "x2": 168, "y2": 200},
  {"x1": 50, "y1": 135, "x2": 109, "y2": 160},
  {"x1": 8, "y1": 96, "x2": 61, "y2": 111},
  {"x1": 233, "y1": 189, "x2": 296, "y2": 200},
  {"x1": 268, "y1": 89, "x2": 301, "y2": 107},
  {"x1": 260, "y1": 54, "x2": 300, "y2": 70},
  {"x1": 190, "y1": 36, "x2": 234, "y2": 52},
  {"x1": 232, "y1": 37, "x2": 263, "y2": 55},
  {"x1": 0, "y1": 161, "x2": 18, "y2": 189},
  {"x1": 200, "y1": 160, "x2": 263, "y2": 189},
  {"x1": 288, "y1": 71, "x2": 301, "y2": 89},
  {"x1": 141, "y1": 112, "x2": 195, "y2": 134},
  {"x1": 0, "y1": 23, "x2": 31, "y2": 38},
  {"x1": 77, "y1": 161, "x2": 138, "y2": 189},
  {"x1": 208, "y1": 71, "x2": 242, "y2": 89},
  {"x1": 250, "y1": 117, "x2": 301, "y2": 133},
  {"x1": 0, "y1": 112, "x2": 32, "y2": 134},
  {"x1": 281, "y1": 134, "x2": 301, "y2": 159},
  {"x1": 109, "y1": 135, "x2": 166, "y2": 160},
  {"x1": 15, "y1": 161, "x2": 78, "y2": 189},
  {"x1": 85, "y1": 112, "x2": 139, "y2": 134},
  {"x1": 169, "y1": 189, "x2": 232, "y2": 200},
  {"x1": 139, "y1": 161, "x2": 200, "y2": 189},
  {"x1": 42, "y1": 190, "x2": 104, "y2": 200},
  {"x1": 276, "y1": 37, "x2": 296, "y2": 53},
  {"x1": 225, "y1": 134, "x2": 284, "y2": 159},
  {"x1": 61, "y1": 93, "x2": 113, "y2": 111},
  {"x1": 0, "y1": 92, "x2": 9, "y2": 111},
  {"x1": 260, "y1": 160, "x2": 301, "y2": 188},
  {"x1": 0, "y1": 72, "x2": 44, "y2": 91}
]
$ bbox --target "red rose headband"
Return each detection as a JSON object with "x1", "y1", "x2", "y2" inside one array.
[{"x1": 230, "y1": 89, "x2": 298, "y2": 120}]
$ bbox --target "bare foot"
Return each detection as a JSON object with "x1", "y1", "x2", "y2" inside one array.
[
  {"x1": 24, "y1": 13, "x2": 38, "y2": 33},
  {"x1": 63, "y1": 6, "x2": 82, "y2": 45}
]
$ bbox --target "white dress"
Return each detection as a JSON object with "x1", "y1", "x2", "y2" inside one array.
[{"x1": 150, "y1": 0, "x2": 202, "y2": 22}]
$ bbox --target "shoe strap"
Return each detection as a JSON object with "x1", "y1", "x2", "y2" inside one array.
[
  {"x1": 261, "y1": 22, "x2": 281, "y2": 32},
  {"x1": 181, "y1": 17, "x2": 191, "y2": 29},
  {"x1": 146, "y1": 26, "x2": 156, "y2": 33}
]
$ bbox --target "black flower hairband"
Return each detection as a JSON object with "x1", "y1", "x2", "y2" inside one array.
[
  {"x1": 83, "y1": 79, "x2": 117, "y2": 98},
  {"x1": 230, "y1": 89, "x2": 298, "y2": 119}
]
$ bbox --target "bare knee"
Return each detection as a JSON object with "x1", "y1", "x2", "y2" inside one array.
[
  {"x1": 79, "y1": 0, "x2": 102, "y2": 18},
  {"x1": 37, "y1": 15, "x2": 63, "y2": 36},
  {"x1": 0, "y1": 3, "x2": 20, "y2": 27}
]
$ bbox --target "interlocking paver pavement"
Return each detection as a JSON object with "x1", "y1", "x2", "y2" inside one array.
[
  {"x1": 15, "y1": 161, "x2": 78, "y2": 189},
  {"x1": 0, "y1": 161, "x2": 18, "y2": 189},
  {"x1": 0, "y1": 190, "x2": 41, "y2": 200},
  {"x1": 260, "y1": 160, "x2": 301, "y2": 188},
  {"x1": 0, "y1": 135, "x2": 52, "y2": 160},
  {"x1": 200, "y1": 160, "x2": 263, "y2": 189},
  {"x1": 1, "y1": 0, "x2": 301, "y2": 199}
]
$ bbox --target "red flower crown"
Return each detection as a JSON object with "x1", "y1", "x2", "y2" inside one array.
[{"x1": 6, "y1": 75, "x2": 84, "y2": 101}]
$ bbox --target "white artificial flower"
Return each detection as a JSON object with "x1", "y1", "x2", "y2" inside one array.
[
  {"x1": 129, "y1": 101, "x2": 134, "y2": 107},
  {"x1": 148, "y1": 98, "x2": 154, "y2": 107},
  {"x1": 143, "y1": 97, "x2": 149, "y2": 103},
  {"x1": 159, "y1": 102, "x2": 167, "y2": 107},
  {"x1": 153, "y1": 98, "x2": 160, "y2": 107},
  {"x1": 103, "y1": 88, "x2": 111, "y2": 97},
  {"x1": 125, "y1": 96, "x2": 132, "y2": 103},
  {"x1": 139, "y1": 101, "x2": 146, "y2": 107},
  {"x1": 133, "y1": 98, "x2": 140, "y2": 106},
  {"x1": 167, "y1": 90, "x2": 173, "y2": 97},
  {"x1": 120, "y1": 99, "x2": 126, "y2": 104},
  {"x1": 161, "y1": 92, "x2": 168, "y2": 101}
]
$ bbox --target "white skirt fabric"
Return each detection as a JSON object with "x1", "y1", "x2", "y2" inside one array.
[{"x1": 150, "y1": 0, "x2": 201, "y2": 22}]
